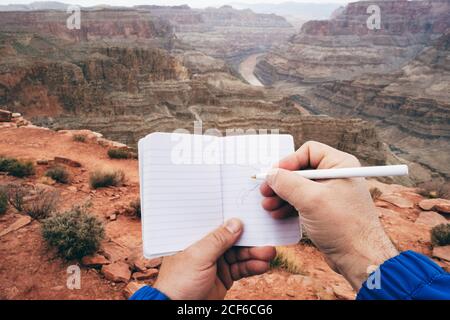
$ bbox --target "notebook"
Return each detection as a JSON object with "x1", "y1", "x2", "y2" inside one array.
[{"x1": 138, "y1": 132, "x2": 301, "y2": 258}]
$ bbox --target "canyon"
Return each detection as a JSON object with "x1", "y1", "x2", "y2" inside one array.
[
  {"x1": 255, "y1": 0, "x2": 450, "y2": 186},
  {"x1": 0, "y1": 1, "x2": 449, "y2": 301},
  {"x1": 0, "y1": 5, "x2": 407, "y2": 183}
]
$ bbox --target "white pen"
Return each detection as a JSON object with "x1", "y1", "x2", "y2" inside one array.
[{"x1": 251, "y1": 165, "x2": 409, "y2": 180}]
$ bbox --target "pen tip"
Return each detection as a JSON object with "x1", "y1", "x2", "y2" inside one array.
[{"x1": 250, "y1": 175, "x2": 256, "y2": 180}]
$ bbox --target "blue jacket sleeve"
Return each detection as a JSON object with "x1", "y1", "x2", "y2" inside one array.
[
  {"x1": 357, "y1": 250, "x2": 450, "y2": 300},
  {"x1": 129, "y1": 286, "x2": 170, "y2": 300}
]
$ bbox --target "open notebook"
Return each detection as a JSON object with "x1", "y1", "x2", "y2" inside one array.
[{"x1": 138, "y1": 133, "x2": 301, "y2": 258}]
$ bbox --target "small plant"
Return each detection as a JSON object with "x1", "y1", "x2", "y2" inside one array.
[
  {"x1": 90, "y1": 168, "x2": 125, "y2": 189},
  {"x1": 72, "y1": 134, "x2": 87, "y2": 143},
  {"x1": 431, "y1": 224, "x2": 450, "y2": 247},
  {"x1": 5, "y1": 183, "x2": 28, "y2": 212},
  {"x1": 130, "y1": 198, "x2": 141, "y2": 218},
  {"x1": 107, "y1": 148, "x2": 130, "y2": 159},
  {"x1": 42, "y1": 205, "x2": 105, "y2": 260},
  {"x1": 24, "y1": 187, "x2": 59, "y2": 220},
  {"x1": 0, "y1": 187, "x2": 8, "y2": 215},
  {"x1": 0, "y1": 157, "x2": 35, "y2": 178},
  {"x1": 45, "y1": 166, "x2": 69, "y2": 184},
  {"x1": 370, "y1": 187, "x2": 382, "y2": 201},
  {"x1": 270, "y1": 248, "x2": 303, "y2": 274}
]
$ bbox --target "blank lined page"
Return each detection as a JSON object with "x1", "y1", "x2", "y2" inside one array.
[
  {"x1": 139, "y1": 133, "x2": 223, "y2": 258},
  {"x1": 221, "y1": 135, "x2": 301, "y2": 247}
]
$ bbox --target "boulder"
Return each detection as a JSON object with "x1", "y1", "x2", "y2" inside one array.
[
  {"x1": 123, "y1": 282, "x2": 145, "y2": 299},
  {"x1": 419, "y1": 199, "x2": 450, "y2": 214},
  {"x1": 415, "y1": 211, "x2": 448, "y2": 228},
  {"x1": 332, "y1": 284, "x2": 355, "y2": 300},
  {"x1": 132, "y1": 268, "x2": 159, "y2": 281},
  {"x1": 100, "y1": 241, "x2": 131, "y2": 263},
  {"x1": 54, "y1": 156, "x2": 82, "y2": 168},
  {"x1": 0, "y1": 216, "x2": 32, "y2": 238},
  {"x1": 378, "y1": 194, "x2": 414, "y2": 209},
  {"x1": 101, "y1": 261, "x2": 131, "y2": 283},
  {"x1": 81, "y1": 254, "x2": 110, "y2": 267},
  {"x1": 432, "y1": 246, "x2": 450, "y2": 262},
  {"x1": 145, "y1": 257, "x2": 163, "y2": 269},
  {"x1": 0, "y1": 109, "x2": 12, "y2": 122},
  {"x1": 36, "y1": 159, "x2": 49, "y2": 165}
]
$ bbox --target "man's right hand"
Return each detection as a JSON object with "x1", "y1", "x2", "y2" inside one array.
[{"x1": 260, "y1": 141, "x2": 398, "y2": 291}]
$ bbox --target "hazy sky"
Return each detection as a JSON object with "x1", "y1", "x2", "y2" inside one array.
[{"x1": 0, "y1": 1, "x2": 350, "y2": 8}]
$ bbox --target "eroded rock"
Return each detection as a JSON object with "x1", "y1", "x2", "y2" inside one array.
[{"x1": 102, "y1": 261, "x2": 131, "y2": 283}]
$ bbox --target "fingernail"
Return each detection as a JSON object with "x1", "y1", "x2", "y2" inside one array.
[
  {"x1": 266, "y1": 168, "x2": 279, "y2": 185},
  {"x1": 225, "y1": 219, "x2": 243, "y2": 234}
]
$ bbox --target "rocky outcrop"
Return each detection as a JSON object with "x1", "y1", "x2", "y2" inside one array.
[{"x1": 256, "y1": 0, "x2": 450, "y2": 84}]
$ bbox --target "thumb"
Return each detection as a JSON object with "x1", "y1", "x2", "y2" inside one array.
[
  {"x1": 188, "y1": 219, "x2": 243, "y2": 263},
  {"x1": 266, "y1": 168, "x2": 317, "y2": 209}
]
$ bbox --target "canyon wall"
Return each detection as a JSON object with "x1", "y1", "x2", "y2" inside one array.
[{"x1": 256, "y1": 0, "x2": 450, "y2": 84}]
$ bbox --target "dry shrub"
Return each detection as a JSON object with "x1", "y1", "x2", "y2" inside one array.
[
  {"x1": 24, "y1": 187, "x2": 59, "y2": 220},
  {"x1": 0, "y1": 186, "x2": 8, "y2": 215},
  {"x1": 90, "y1": 168, "x2": 125, "y2": 189},
  {"x1": 5, "y1": 183, "x2": 29, "y2": 212},
  {"x1": 45, "y1": 166, "x2": 70, "y2": 184},
  {"x1": 130, "y1": 198, "x2": 141, "y2": 218},
  {"x1": 418, "y1": 181, "x2": 450, "y2": 200},
  {"x1": 42, "y1": 205, "x2": 104, "y2": 260},
  {"x1": 431, "y1": 224, "x2": 450, "y2": 247},
  {"x1": 270, "y1": 247, "x2": 303, "y2": 274},
  {"x1": 370, "y1": 187, "x2": 382, "y2": 201},
  {"x1": 72, "y1": 134, "x2": 87, "y2": 143},
  {"x1": 107, "y1": 148, "x2": 130, "y2": 159}
]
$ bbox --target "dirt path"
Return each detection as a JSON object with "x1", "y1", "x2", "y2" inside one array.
[{"x1": 238, "y1": 53, "x2": 265, "y2": 87}]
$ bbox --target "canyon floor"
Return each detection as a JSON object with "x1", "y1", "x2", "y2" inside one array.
[{"x1": 1, "y1": 121, "x2": 449, "y2": 300}]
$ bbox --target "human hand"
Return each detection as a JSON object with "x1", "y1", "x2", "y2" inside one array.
[
  {"x1": 260, "y1": 141, "x2": 398, "y2": 290},
  {"x1": 154, "y1": 219, "x2": 276, "y2": 300}
]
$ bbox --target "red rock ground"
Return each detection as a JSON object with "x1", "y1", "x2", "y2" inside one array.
[{"x1": 0, "y1": 125, "x2": 449, "y2": 300}]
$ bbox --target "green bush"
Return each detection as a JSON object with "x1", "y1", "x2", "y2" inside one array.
[
  {"x1": 45, "y1": 166, "x2": 69, "y2": 184},
  {"x1": 42, "y1": 205, "x2": 105, "y2": 260},
  {"x1": 0, "y1": 187, "x2": 8, "y2": 215},
  {"x1": 107, "y1": 148, "x2": 130, "y2": 159},
  {"x1": 89, "y1": 168, "x2": 125, "y2": 189},
  {"x1": 431, "y1": 224, "x2": 450, "y2": 247},
  {"x1": 24, "y1": 188, "x2": 59, "y2": 220},
  {"x1": 0, "y1": 156, "x2": 35, "y2": 178},
  {"x1": 72, "y1": 134, "x2": 87, "y2": 143}
]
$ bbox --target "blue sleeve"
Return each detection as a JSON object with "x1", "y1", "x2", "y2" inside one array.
[
  {"x1": 357, "y1": 251, "x2": 450, "y2": 300},
  {"x1": 129, "y1": 286, "x2": 170, "y2": 300}
]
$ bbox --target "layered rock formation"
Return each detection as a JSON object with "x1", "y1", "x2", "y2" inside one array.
[
  {"x1": 0, "y1": 10, "x2": 174, "y2": 43},
  {"x1": 294, "y1": 31, "x2": 450, "y2": 182},
  {"x1": 143, "y1": 5, "x2": 295, "y2": 68},
  {"x1": 0, "y1": 6, "x2": 420, "y2": 186},
  {"x1": 256, "y1": 0, "x2": 450, "y2": 84}
]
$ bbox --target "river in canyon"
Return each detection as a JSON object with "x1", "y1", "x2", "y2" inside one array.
[{"x1": 238, "y1": 53, "x2": 265, "y2": 87}]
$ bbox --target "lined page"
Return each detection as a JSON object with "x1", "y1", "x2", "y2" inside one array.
[
  {"x1": 139, "y1": 133, "x2": 223, "y2": 258},
  {"x1": 221, "y1": 135, "x2": 301, "y2": 246}
]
